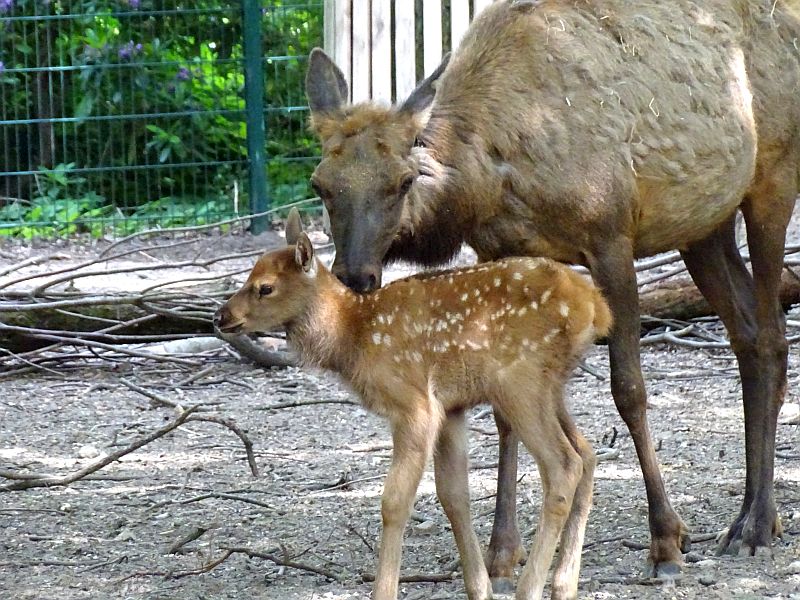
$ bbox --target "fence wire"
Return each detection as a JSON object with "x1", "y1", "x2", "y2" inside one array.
[{"x1": 0, "y1": 0, "x2": 322, "y2": 237}]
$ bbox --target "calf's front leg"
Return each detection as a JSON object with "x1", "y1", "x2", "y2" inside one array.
[
  {"x1": 373, "y1": 406, "x2": 440, "y2": 600},
  {"x1": 434, "y1": 410, "x2": 492, "y2": 600}
]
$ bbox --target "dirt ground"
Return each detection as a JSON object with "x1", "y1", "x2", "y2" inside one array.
[{"x1": 1, "y1": 227, "x2": 800, "y2": 600}]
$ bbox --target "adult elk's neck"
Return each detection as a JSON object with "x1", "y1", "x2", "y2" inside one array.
[{"x1": 385, "y1": 113, "x2": 490, "y2": 267}]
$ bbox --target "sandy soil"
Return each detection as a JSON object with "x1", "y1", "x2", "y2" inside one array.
[{"x1": 1, "y1": 228, "x2": 800, "y2": 600}]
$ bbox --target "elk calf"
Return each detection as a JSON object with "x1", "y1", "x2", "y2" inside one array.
[{"x1": 215, "y1": 216, "x2": 611, "y2": 600}]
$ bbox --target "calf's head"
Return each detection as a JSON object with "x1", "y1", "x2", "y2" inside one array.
[
  {"x1": 305, "y1": 48, "x2": 449, "y2": 292},
  {"x1": 214, "y1": 213, "x2": 318, "y2": 335}
]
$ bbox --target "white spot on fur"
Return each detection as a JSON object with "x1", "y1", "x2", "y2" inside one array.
[
  {"x1": 541, "y1": 289, "x2": 552, "y2": 304},
  {"x1": 543, "y1": 328, "x2": 560, "y2": 343},
  {"x1": 461, "y1": 293, "x2": 469, "y2": 301},
  {"x1": 372, "y1": 332, "x2": 382, "y2": 345},
  {"x1": 559, "y1": 302, "x2": 570, "y2": 317},
  {"x1": 512, "y1": 272, "x2": 523, "y2": 280},
  {"x1": 494, "y1": 277, "x2": 501, "y2": 287},
  {"x1": 518, "y1": 306, "x2": 528, "y2": 317},
  {"x1": 466, "y1": 340, "x2": 481, "y2": 350}
]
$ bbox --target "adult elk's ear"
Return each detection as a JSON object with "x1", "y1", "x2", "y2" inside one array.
[
  {"x1": 306, "y1": 48, "x2": 349, "y2": 113},
  {"x1": 398, "y1": 52, "x2": 451, "y2": 116},
  {"x1": 285, "y1": 207, "x2": 303, "y2": 245},
  {"x1": 295, "y1": 232, "x2": 316, "y2": 274}
]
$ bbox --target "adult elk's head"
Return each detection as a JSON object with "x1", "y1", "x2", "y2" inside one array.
[{"x1": 305, "y1": 48, "x2": 449, "y2": 292}]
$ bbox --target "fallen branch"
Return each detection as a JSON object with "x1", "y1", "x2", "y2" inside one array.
[{"x1": 218, "y1": 331, "x2": 295, "y2": 368}]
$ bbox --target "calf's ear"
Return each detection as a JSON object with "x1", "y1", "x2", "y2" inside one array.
[
  {"x1": 295, "y1": 232, "x2": 316, "y2": 274},
  {"x1": 285, "y1": 207, "x2": 303, "y2": 245}
]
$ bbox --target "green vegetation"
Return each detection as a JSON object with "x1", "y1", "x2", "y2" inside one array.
[{"x1": 0, "y1": 0, "x2": 322, "y2": 237}]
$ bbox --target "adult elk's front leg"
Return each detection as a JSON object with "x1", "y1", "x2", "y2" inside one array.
[
  {"x1": 485, "y1": 408, "x2": 525, "y2": 594},
  {"x1": 588, "y1": 237, "x2": 689, "y2": 579}
]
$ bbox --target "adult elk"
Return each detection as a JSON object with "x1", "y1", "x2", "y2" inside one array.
[
  {"x1": 305, "y1": 0, "x2": 800, "y2": 587},
  {"x1": 215, "y1": 211, "x2": 611, "y2": 599}
]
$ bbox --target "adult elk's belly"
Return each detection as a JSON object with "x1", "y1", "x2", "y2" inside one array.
[{"x1": 632, "y1": 175, "x2": 747, "y2": 258}]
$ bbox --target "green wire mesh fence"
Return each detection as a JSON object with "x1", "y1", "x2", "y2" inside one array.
[{"x1": 0, "y1": 0, "x2": 322, "y2": 237}]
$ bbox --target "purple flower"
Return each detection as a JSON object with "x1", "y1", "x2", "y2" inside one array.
[
  {"x1": 0, "y1": 0, "x2": 13, "y2": 14},
  {"x1": 0, "y1": 61, "x2": 5, "y2": 73},
  {"x1": 118, "y1": 40, "x2": 143, "y2": 60},
  {"x1": 176, "y1": 67, "x2": 191, "y2": 81},
  {"x1": 127, "y1": 0, "x2": 140, "y2": 8}
]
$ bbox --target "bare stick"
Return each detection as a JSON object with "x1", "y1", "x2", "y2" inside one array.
[
  {"x1": 119, "y1": 378, "x2": 181, "y2": 408},
  {"x1": 0, "y1": 406, "x2": 201, "y2": 492},
  {"x1": 0, "y1": 253, "x2": 70, "y2": 278},
  {"x1": 258, "y1": 398, "x2": 358, "y2": 410},
  {"x1": 186, "y1": 415, "x2": 259, "y2": 476},
  {"x1": 221, "y1": 546, "x2": 345, "y2": 582},
  {"x1": 0, "y1": 325, "x2": 201, "y2": 365},
  {"x1": 361, "y1": 571, "x2": 455, "y2": 583},
  {"x1": 178, "y1": 491, "x2": 274, "y2": 509},
  {"x1": 99, "y1": 196, "x2": 320, "y2": 258}
]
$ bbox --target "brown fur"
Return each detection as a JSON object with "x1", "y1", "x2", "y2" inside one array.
[
  {"x1": 215, "y1": 236, "x2": 610, "y2": 600},
  {"x1": 306, "y1": 0, "x2": 800, "y2": 582}
]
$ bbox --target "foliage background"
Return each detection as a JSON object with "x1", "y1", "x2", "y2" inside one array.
[{"x1": 0, "y1": 0, "x2": 322, "y2": 236}]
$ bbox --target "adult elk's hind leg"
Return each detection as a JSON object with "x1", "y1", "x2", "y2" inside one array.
[
  {"x1": 682, "y1": 175, "x2": 792, "y2": 556},
  {"x1": 680, "y1": 214, "x2": 762, "y2": 554},
  {"x1": 588, "y1": 237, "x2": 689, "y2": 579},
  {"x1": 485, "y1": 408, "x2": 526, "y2": 594},
  {"x1": 735, "y1": 184, "x2": 793, "y2": 555}
]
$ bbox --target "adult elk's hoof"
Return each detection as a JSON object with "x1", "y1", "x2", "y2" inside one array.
[
  {"x1": 717, "y1": 511, "x2": 782, "y2": 557},
  {"x1": 485, "y1": 542, "x2": 525, "y2": 595},
  {"x1": 490, "y1": 576, "x2": 515, "y2": 595},
  {"x1": 644, "y1": 559, "x2": 682, "y2": 581},
  {"x1": 644, "y1": 528, "x2": 690, "y2": 581}
]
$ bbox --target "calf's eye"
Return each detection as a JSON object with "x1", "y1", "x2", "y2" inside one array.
[{"x1": 259, "y1": 284, "x2": 273, "y2": 297}]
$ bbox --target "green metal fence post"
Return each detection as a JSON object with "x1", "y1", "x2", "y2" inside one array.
[{"x1": 242, "y1": 0, "x2": 268, "y2": 234}]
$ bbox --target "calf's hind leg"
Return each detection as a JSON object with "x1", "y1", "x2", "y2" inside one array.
[
  {"x1": 496, "y1": 381, "x2": 583, "y2": 600},
  {"x1": 551, "y1": 409, "x2": 596, "y2": 600}
]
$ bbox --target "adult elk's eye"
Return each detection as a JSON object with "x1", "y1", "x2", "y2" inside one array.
[
  {"x1": 259, "y1": 284, "x2": 273, "y2": 297},
  {"x1": 398, "y1": 176, "x2": 414, "y2": 197}
]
